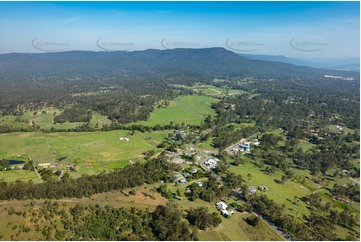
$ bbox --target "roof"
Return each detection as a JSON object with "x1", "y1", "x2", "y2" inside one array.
[
  {"x1": 216, "y1": 201, "x2": 228, "y2": 209},
  {"x1": 221, "y1": 209, "x2": 230, "y2": 216},
  {"x1": 183, "y1": 172, "x2": 190, "y2": 177},
  {"x1": 249, "y1": 186, "x2": 257, "y2": 193}
]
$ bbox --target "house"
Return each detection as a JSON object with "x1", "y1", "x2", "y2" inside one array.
[
  {"x1": 191, "y1": 169, "x2": 198, "y2": 174},
  {"x1": 223, "y1": 103, "x2": 236, "y2": 110},
  {"x1": 335, "y1": 125, "x2": 343, "y2": 131},
  {"x1": 183, "y1": 172, "x2": 190, "y2": 178},
  {"x1": 173, "y1": 130, "x2": 187, "y2": 140},
  {"x1": 119, "y1": 137, "x2": 130, "y2": 141},
  {"x1": 239, "y1": 144, "x2": 250, "y2": 153},
  {"x1": 196, "y1": 181, "x2": 203, "y2": 187},
  {"x1": 37, "y1": 163, "x2": 51, "y2": 169},
  {"x1": 221, "y1": 209, "x2": 234, "y2": 217},
  {"x1": 204, "y1": 158, "x2": 219, "y2": 169},
  {"x1": 258, "y1": 185, "x2": 269, "y2": 192},
  {"x1": 216, "y1": 201, "x2": 228, "y2": 210},
  {"x1": 175, "y1": 196, "x2": 183, "y2": 201},
  {"x1": 248, "y1": 186, "x2": 257, "y2": 194},
  {"x1": 179, "y1": 179, "x2": 187, "y2": 184}
]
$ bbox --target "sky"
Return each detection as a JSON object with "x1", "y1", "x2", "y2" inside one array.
[{"x1": 0, "y1": 1, "x2": 359, "y2": 59}]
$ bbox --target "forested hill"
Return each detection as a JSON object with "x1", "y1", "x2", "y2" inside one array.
[{"x1": 0, "y1": 48, "x2": 358, "y2": 79}]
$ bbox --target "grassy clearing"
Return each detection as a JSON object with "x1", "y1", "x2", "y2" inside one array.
[
  {"x1": 225, "y1": 122, "x2": 256, "y2": 129},
  {"x1": 90, "y1": 112, "x2": 112, "y2": 127},
  {"x1": 264, "y1": 128, "x2": 286, "y2": 146},
  {"x1": 133, "y1": 95, "x2": 218, "y2": 126},
  {"x1": 193, "y1": 84, "x2": 247, "y2": 98},
  {"x1": 0, "y1": 130, "x2": 168, "y2": 179},
  {"x1": 229, "y1": 162, "x2": 311, "y2": 220},
  {"x1": 326, "y1": 125, "x2": 355, "y2": 134},
  {"x1": 297, "y1": 139, "x2": 316, "y2": 152},
  {"x1": 199, "y1": 212, "x2": 284, "y2": 241},
  {"x1": 195, "y1": 137, "x2": 214, "y2": 150},
  {"x1": 0, "y1": 107, "x2": 112, "y2": 130},
  {"x1": 0, "y1": 170, "x2": 39, "y2": 183}
]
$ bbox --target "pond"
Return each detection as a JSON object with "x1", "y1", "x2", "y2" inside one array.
[
  {"x1": 57, "y1": 157, "x2": 67, "y2": 162},
  {"x1": 8, "y1": 160, "x2": 25, "y2": 165}
]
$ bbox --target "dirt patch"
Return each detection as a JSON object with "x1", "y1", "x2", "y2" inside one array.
[{"x1": 90, "y1": 185, "x2": 168, "y2": 207}]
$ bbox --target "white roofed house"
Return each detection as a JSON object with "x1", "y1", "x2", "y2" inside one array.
[
  {"x1": 221, "y1": 209, "x2": 234, "y2": 217},
  {"x1": 204, "y1": 158, "x2": 219, "y2": 169},
  {"x1": 216, "y1": 201, "x2": 228, "y2": 210}
]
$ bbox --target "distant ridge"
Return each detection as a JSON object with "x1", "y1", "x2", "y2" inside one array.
[
  {"x1": 0, "y1": 48, "x2": 358, "y2": 79},
  {"x1": 239, "y1": 54, "x2": 360, "y2": 72}
]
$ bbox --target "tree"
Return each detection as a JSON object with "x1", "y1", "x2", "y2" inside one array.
[
  {"x1": 186, "y1": 207, "x2": 222, "y2": 230},
  {"x1": 245, "y1": 215, "x2": 260, "y2": 226},
  {"x1": 247, "y1": 173, "x2": 252, "y2": 181}
]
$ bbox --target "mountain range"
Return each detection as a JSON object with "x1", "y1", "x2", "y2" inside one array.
[{"x1": 0, "y1": 48, "x2": 358, "y2": 80}]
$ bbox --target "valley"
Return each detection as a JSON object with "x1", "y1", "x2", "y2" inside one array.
[{"x1": 0, "y1": 50, "x2": 360, "y2": 241}]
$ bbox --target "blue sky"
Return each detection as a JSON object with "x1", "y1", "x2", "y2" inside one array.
[{"x1": 0, "y1": 1, "x2": 359, "y2": 58}]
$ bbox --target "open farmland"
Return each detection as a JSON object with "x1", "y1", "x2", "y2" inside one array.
[
  {"x1": 0, "y1": 107, "x2": 112, "y2": 131},
  {"x1": 0, "y1": 169, "x2": 39, "y2": 184},
  {"x1": 0, "y1": 130, "x2": 168, "y2": 179},
  {"x1": 133, "y1": 95, "x2": 218, "y2": 126},
  {"x1": 229, "y1": 162, "x2": 312, "y2": 220}
]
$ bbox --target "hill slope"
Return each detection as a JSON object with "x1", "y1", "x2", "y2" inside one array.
[{"x1": 0, "y1": 48, "x2": 358, "y2": 79}]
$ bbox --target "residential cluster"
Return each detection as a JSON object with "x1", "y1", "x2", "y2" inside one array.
[{"x1": 227, "y1": 139, "x2": 260, "y2": 155}]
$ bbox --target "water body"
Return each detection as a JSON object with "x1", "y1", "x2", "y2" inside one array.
[
  {"x1": 57, "y1": 157, "x2": 67, "y2": 162},
  {"x1": 8, "y1": 160, "x2": 25, "y2": 165}
]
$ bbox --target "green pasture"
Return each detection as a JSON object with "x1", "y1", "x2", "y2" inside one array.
[
  {"x1": 193, "y1": 84, "x2": 247, "y2": 98},
  {"x1": 0, "y1": 130, "x2": 168, "y2": 179},
  {"x1": 133, "y1": 95, "x2": 218, "y2": 126},
  {"x1": 229, "y1": 162, "x2": 311, "y2": 220},
  {"x1": 0, "y1": 107, "x2": 112, "y2": 130},
  {"x1": 0, "y1": 169, "x2": 39, "y2": 184}
]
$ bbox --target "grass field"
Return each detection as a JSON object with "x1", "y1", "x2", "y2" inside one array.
[
  {"x1": 0, "y1": 170, "x2": 39, "y2": 183},
  {"x1": 0, "y1": 130, "x2": 168, "y2": 179},
  {"x1": 326, "y1": 124, "x2": 355, "y2": 134},
  {"x1": 133, "y1": 95, "x2": 218, "y2": 126},
  {"x1": 297, "y1": 139, "x2": 316, "y2": 152},
  {"x1": 225, "y1": 122, "x2": 256, "y2": 129},
  {"x1": 192, "y1": 84, "x2": 248, "y2": 98},
  {"x1": 199, "y1": 212, "x2": 284, "y2": 241},
  {"x1": 0, "y1": 107, "x2": 112, "y2": 130},
  {"x1": 229, "y1": 162, "x2": 311, "y2": 220}
]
